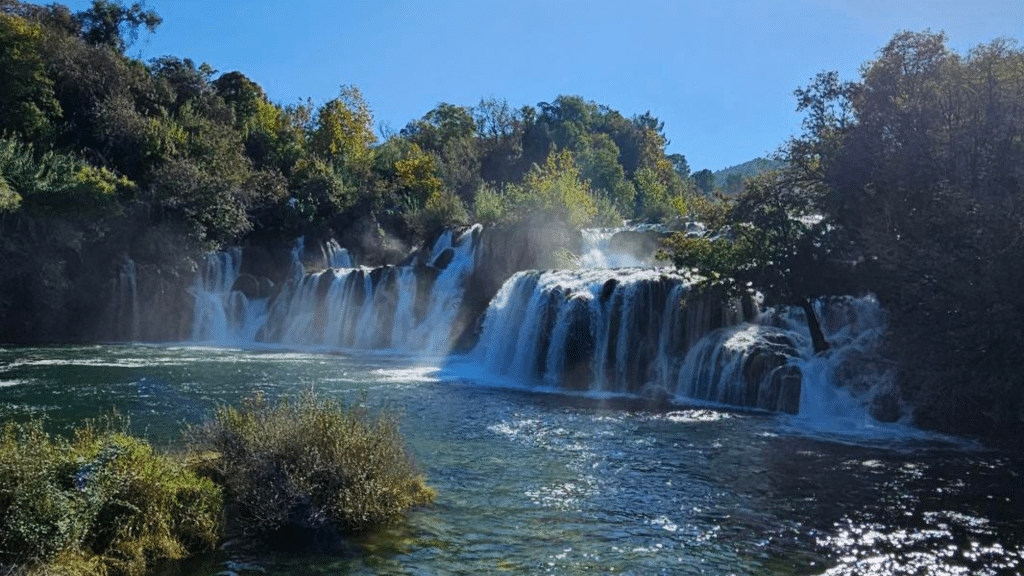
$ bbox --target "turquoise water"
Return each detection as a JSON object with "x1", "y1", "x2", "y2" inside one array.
[{"x1": 1, "y1": 345, "x2": 1022, "y2": 575}]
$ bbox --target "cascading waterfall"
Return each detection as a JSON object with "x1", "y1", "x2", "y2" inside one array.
[
  {"x1": 324, "y1": 238, "x2": 353, "y2": 268},
  {"x1": 579, "y1": 228, "x2": 656, "y2": 268},
  {"x1": 470, "y1": 265, "x2": 887, "y2": 416},
  {"x1": 466, "y1": 225, "x2": 893, "y2": 419},
  {"x1": 188, "y1": 226, "x2": 481, "y2": 354},
  {"x1": 189, "y1": 249, "x2": 270, "y2": 343},
  {"x1": 182, "y1": 223, "x2": 892, "y2": 421}
]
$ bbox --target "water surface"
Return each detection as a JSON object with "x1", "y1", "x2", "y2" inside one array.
[{"x1": 1, "y1": 345, "x2": 1021, "y2": 575}]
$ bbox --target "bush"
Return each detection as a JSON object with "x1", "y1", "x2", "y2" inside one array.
[
  {"x1": 190, "y1": 392, "x2": 434, "y2": 538},
  {"x1": 408, "y1": 189, "x2": 470, "y2": 240},
  {"x1": 0, "y1": 419, "x2": 223, "y2": 576}
]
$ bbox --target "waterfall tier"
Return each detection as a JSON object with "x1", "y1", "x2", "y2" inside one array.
[
  {"x1": 179, "y1": 224, "x2": 892, "y2": 420},
  {"x1": 470, "y1": 268, "x2": 889, "y2": 416},
  {"x1": 189, "y1": 226, "x2": 482, "y2": 354}
]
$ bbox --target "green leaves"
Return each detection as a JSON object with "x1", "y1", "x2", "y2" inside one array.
[
  {"x1": 499, "y1": 150, "x2": 601, "y2": 229},
  {"x1": 0, "y1": 419, "x2": 222, "y2": 576},
  {"x1": 0, "y1": 12, "x2": 61, "y2": 143},
  {"x1": 192, "y1": 392, "x2": 434, "y2": 536},
  {"x1": 76, "y1": 0, "x2": 161, "y2": 53}
]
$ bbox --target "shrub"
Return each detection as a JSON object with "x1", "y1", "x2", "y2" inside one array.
[
  {"x1": 408, "y1": 189, "x2": 470, "y2": 240},
  {"x1": 472, "y1": 183, "x2": 505, "y2": 225},
  {"x1": 190, "y1": 392, "x2": 434, "y2": 538},
  {"x1": 0, "y1": 418, "x2": 223, "y2": 576}
]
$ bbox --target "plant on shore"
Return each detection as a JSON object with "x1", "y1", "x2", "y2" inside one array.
[
  {"x1": 0, "y1": 418, "x2": 222, "y2": 576},
  {"x1": 189, "y1": 392, "x2": 435, "y2": 538}
]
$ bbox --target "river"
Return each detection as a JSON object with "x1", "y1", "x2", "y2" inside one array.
[{"x1": 1, "y1": 344, "x2": 1021, "y2": 575}]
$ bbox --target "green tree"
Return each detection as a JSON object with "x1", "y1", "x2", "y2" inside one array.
[
  {"x1": 401, "y1": 103, "x2": 481, "y2": 203},
  {"x1": 667, "y1": 153, "x2": 690, "y2": 180},
  {"x1": 663, "y1": 168, "x2": 842, "y2": 353},
  {"x1": 578, "y1": 133, "x2": 632, "y2": 218},
  {"x1": 0, "y1": 12, "x2": 61, "y2": 142},
  {"x1": 309, "y1": 85, "x2": 376, "y2": 176},
  {"x1": 808, "y1": 32, "x2": 1024, "y2": 437},
  {"x1": 691, "y1": 168, "x2": 715, "y2": 194},
  {"x1": 495, "y1": 150, "x2": 601, "y2": 228},
  {"x1": 75, "y1": 0, "x2": 160, "y2": 53}
]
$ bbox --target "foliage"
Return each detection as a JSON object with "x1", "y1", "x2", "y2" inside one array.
[
  {"x1": 0, "y1": 136, "x2": 130, "y2": 216},
  {"x1": 409, "y1": 189, "x2": 470, "y2": 240},
  {"x1": 309, "y1": 85, "x2": 376, "y2": 174},
  {"x1": 76, "y1": 0, "x2": 160, "y2": 53},
  {"x1": 808, "y1": 32, "x2": 1024, "y2": 437},
  {"x1": 472, "y1": 183, "x2": 506, "y2": 226},
  {"x1": 189, "y1": 392, "x2": 435, "y2": 537},
  {"x1": 285, "y1": 156, "x2": 353, "y2": 229},
  {"x1": 691, "y1": 168, "x2": 714, "y2": 195},
  {"x1": 0, "y1": 12, "x2": 60, "y2": 142},
  {"x1": 0, "y1": 418, "x2": 222, "y2": 576},
  {"x1": 664, "y1": 170, "x2": 842, "y2": 301},
  {"x1": 480, "y1": 150, "x2": 602, "y2": 228}
]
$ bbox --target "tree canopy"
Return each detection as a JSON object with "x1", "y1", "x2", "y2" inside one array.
[{"x1": 664, "y1": 30, "x2": 1024, "y2": 438}]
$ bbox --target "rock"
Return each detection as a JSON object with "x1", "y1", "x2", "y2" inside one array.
[
  {"x1": 230, "y1": 273, "x2": 259, "y2": 298},
  {"x1": 600, "y1": 279, "x2": 618, "y2": 303},
  {"x1": 432, "y1": 248, "x2": 455, "y2": 270}
]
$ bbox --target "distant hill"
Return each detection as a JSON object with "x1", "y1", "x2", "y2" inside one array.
[{"x1": 712, "y1": 157, "x2": 784, "y2": 194}]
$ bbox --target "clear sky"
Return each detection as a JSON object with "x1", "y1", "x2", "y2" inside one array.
[{"x1": 66, "y1": 0, "x2": 1022, "y2": 172}]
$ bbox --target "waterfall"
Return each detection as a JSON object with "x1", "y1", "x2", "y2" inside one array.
[
  {"x1": 470, "y1": 267, "x2": 888, "y2": 415},
  {"x1": 579, "y1": 228, "x2": 653, "y2": 268},
  {"x1": 178, "y1": 222, "x2": 892, "y2": 421},
  {"x1": 113, "y1": 258, "x2": 140, "y2": 341},
  {"x1": 325, "y1": 238, "x2": 353, "y2": 269},
  {"x1": 187, "y1": 226, "x2": 481, "y2": 354},
  {"x1": 189, "y1": 249, "x2": 269, "y2": 343}
]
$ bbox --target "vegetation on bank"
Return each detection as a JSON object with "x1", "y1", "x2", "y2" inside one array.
[
  {"x1": 0, "y1": 0, "x2": 702, "y2": 342},
  {"x1": 664, "y1": 31, "x2": 1024, "y2": 441},
  {"x1": 0, "y1": 418, "x2": 221, "y2": 576},
  {"x1": 0, "y1": 394, "x2": 433, "y2": 575}
]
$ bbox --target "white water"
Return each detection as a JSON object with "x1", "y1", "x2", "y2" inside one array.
[
  {"x1": 189, "y1": 226, "x2": 481, "y2": 354},
  {"x1": 189, "y1": 249, "x2": 270, "y2": 344},
  {"x1": 324, "y1": 238, "x2": 353, "y2": 268},
  {"x1": 578, "y1": 228, "x2": 656, "y2": 268},
  {"x1": 186, "y1": 224, "x2": 897, "y2": 425},
  {"x1": 468, "y1": 228, "x2": 896, "y2": 424},
  {"x1": 113, "y1": 258, "x2": 140, "y2": 341}
]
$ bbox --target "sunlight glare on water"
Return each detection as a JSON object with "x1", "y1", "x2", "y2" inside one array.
[{"x1": 1, "y1": 344, "x2": 1022, "y2": 575}]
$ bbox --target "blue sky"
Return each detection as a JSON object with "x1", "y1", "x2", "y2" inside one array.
[{"x1": 67, "y1": 0, "x2": 1021, "y2": 171}]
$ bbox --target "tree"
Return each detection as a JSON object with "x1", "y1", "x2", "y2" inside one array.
[
  {"x1": 691, "y1": 168, "x2": 714, "y2": 194},
  {"x1": 663, "y1": 168, "x2": 843, "y2": 353},
  {"x1": 150, "y1": 56, "x2": 217, "y2": 114},
  {"x1": 75, "y1": 0, "x2": 160, "y2": 53},
  {"x1": 474, "y1": 97, "x2": 526, "y2": 184},
  {"x1": 309, "y1": 85, "x2": 376, "y2": 177},
  {"x1": 486, "y1": 150, "x2": 601, "y2": 229},
  {"x1": 578, "y1": 133, "x2": 632, "y2": 218},
  {"x1": 667, "y1": 153, "x2": 690, "y2": 180},
  {"x1": 809, "y1": 32, "x2": 1024, "y2": 437},
  {"x1": 0, "y1": 12, "x2": 61, "y2": 142}
]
